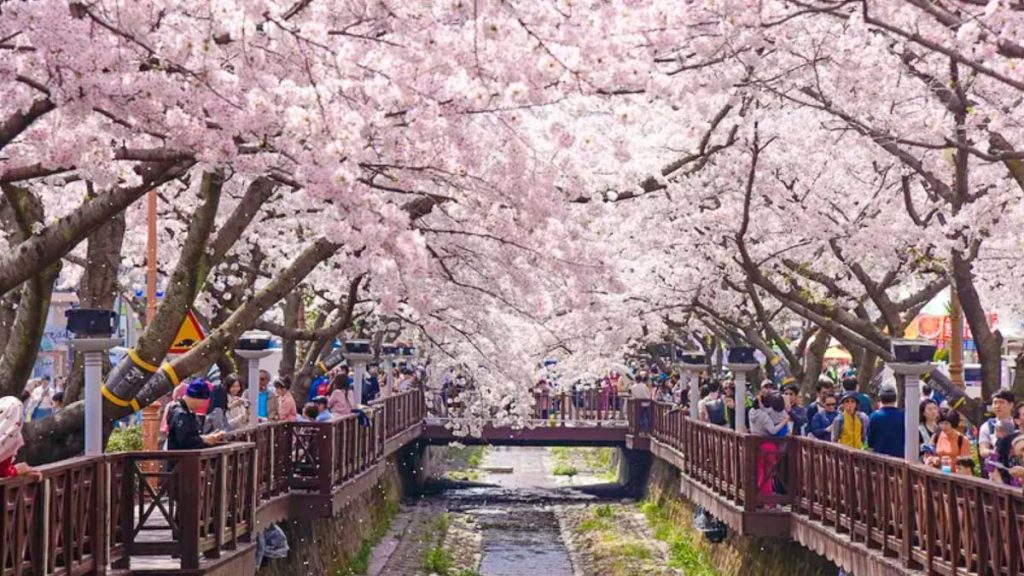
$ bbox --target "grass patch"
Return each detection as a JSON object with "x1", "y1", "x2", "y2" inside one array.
[
  {"x1": 552, "y1": 462, "x2": 579, "y2": 477},
  {"x1": 334, "y1": 495, "x2": 401, "y2": 575},
  {"x1": 443, "y1": 445, "x2": 488, "y2": 482},
  {"x1": 422, "y1": 547, "x2": 454, "y2": 574},
  {"x1": 640, "y1": 501, "x2": 718, "y2": 576},
  {"x1": 548, "y1": 447, "x2": 617, "y2": 481}
]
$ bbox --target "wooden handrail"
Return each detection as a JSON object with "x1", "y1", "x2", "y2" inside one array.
[{"x1": 646, "y1": 399, "x2": 1024, "y2": 575}]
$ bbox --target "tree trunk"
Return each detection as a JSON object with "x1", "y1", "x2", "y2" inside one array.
[
  {"x1": 952, "y1": 253, "x2": 1002, "y2": 400},
  {"x1": 278, "y1": 292, "x2": 302, "y2": 380},
  {"x1": 801, "y1": 327, "x2": 831, "y2": 395},
  {"x1": 64, "y1": 207, "x2": 127, "y2": 404},
  {"x1": 0, "y1": 185, "x2": 61, "y2": 397}
]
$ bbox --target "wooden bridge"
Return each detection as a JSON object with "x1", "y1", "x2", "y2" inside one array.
[{"x1": 2, "y1": 390, "x2": 1022, "y2": 576}]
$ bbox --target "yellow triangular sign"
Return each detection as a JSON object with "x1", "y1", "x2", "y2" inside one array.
[{"x1": 169, "y1": 310, "x2": 206, "y2": 354}]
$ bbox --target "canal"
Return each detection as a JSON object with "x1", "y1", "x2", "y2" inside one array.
[{"x1": 364, "y1": 446, "x2": 704, "y2": 576}]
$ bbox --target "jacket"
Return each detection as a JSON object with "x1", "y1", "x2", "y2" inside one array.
[{"x1": 830, "y1": 411, "x2": 870, "y2": 445}]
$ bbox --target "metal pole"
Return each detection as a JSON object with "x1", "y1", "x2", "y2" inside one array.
[
  {"x1": 353, "y1": 362, "x2": 366, "y2": 405},
  {"x1": 735, "y1": 371, "x2": 748, "y2": 433},
  {"x1": 904, "y1": 373, "x2": 922, "y2": 462},
  {"x1": 84, "y1": 350, "x2": 103, "y2": 456},
  {"x1": 248, "y1": 358, "x2": 261, "y2": 427},
  {"x1": 688, "y1": 369, "x2": 700, "y2": 420}
]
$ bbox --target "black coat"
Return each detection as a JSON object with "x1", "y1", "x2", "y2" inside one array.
[{"x1": 167, "y1": 400, "x2": 205, "y2": 450}]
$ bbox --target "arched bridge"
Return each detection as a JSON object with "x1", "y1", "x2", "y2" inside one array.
[{"x1": 2, "y1": 389, "x2": 1021, "y2": 576}]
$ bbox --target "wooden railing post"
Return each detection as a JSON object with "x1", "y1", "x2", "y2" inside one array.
[
  {"x1": 178, "y1": 454, "x2": 201, "y2": 570},
  {"x1": 207, "y1": 453, "x2": 227, "y2": 560},
  {"x1": 320, "y1": 423, "x2": 336, "y2": 493}
]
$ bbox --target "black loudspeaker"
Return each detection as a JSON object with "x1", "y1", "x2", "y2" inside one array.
[
  {"x1": 65, "y1": 309, "x2": 117, "y2": 337},
  {"x1": 727, "y1": 346, "x2": 756, "y2": 365}
]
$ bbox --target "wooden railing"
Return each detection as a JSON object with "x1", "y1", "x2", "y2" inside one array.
[
  {"x1": 531, "y1": 389, "x2": 632, "y2": 425},
  {"x1": 0, "y1": 389, "x2": 426, "y2": 576},
  {"x1": 648, "y1": 400, "x2": 1024, "y2": 575}
]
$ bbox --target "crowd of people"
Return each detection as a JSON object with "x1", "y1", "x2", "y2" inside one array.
[
  {"x1": 159, "y1": 361, "x2": 425, "y2": 454},
  {"x1": 688, "y1": 370, "x2": 1024, "y2": 487}
]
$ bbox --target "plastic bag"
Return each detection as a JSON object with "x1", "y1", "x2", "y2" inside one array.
[{"x1": 262, "y1": 524, "x2": 290, "y2": 560}]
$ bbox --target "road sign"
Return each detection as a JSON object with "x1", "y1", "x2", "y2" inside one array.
[{"x1": 169, "y1": 310, "x2": 206, "y2": 354}]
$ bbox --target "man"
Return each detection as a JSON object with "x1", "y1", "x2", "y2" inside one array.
[
  {"x1": 841, "y1": 376, "x2": 874, "y2": 416},
  {"x1": 782, "y1": 383, "x2": 808, "y2": 435},
  {"x1": 805, "y1": 377, "x2": 835, "y2": 425},
  {"x1": 980, "y1": 390, "x2": 1017, "y2": 459},
  {"x1": 167, "y1": 381, "x2": 225, "y2": 450},
  {"x1": 867, "y1": 385, "x2": 904, "y2": 458},
  {"x1": 312, "y1": 396, "x2": 332, "y2": 422},
  {"x1": 698, "y1": 380, "x2": 728, "y2": 426},
  {"x1": 630, "y1": 376, "x2": 653, "y2": 430},
  {"x1": 808, "y1": 394, "x2": 839, "y2": 441},
  {"x1": 363, "y1": 364, "x2": 381, "y2": 403},
  {"x1": 257, "y1": 369, "x2": 272, "y2": 419}
]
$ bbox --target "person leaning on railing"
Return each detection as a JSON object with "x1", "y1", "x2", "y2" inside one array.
[{"x1": 0, "y1": 397, "x2": 40, "y2": 480}]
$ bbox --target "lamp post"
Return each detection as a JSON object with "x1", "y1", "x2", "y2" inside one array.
[
  {"x1": 380, "y1": 343, "x2": 398, "y2": 396},
  {"x1": 726, "y1": 346, "x2": 759, "y2": 434},
  {"x1": 236, "y1": 331, "x2": 274, "y2": 426},
  {"x1": 66, "y1": 308, "x2": 120, "y2": 456},
  {"x1": 890, "y1": 339, "x2": 937, "y2": 462},
  {"x1": 343, "y1": 340, "x2": 375, "y2": 405},
  {"x1": 677, "y1": 350, "x2": 708, "y2": 420}
]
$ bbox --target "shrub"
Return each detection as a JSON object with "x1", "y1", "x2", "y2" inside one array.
[{"x1": 106, "y1": 426, "x2": 143, "y2": 453}]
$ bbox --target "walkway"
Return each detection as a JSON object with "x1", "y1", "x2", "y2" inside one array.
[{"x1": 3, "y1": 390, "x2": 1022, "y2": 576}]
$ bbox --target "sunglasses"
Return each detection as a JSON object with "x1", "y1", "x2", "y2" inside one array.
[{"x1": 825, "y1": 403, "x2": 837, "y2": 407}]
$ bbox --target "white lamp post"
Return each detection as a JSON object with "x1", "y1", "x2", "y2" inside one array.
[
  {"x1": 890, "y1": 339, "x2": 937, "y2": 462},
  {"x1": 726, "y1": 346, "x2": 759, "y2": 434},
  {"x1": 678, "y1": 350, "x2": 708, "y2": 420},
  {"x1": 66, "y1": 309, "x2": 120, "y2": 456},
  {"x1": 343, "y1": 340, "x2": 375, "y2": 405},
  {"x1": 236, "y1": 331, "x2": 275, "y2": 427},
  {"x1": 380, "y1": 343, "x2": 398, "y2": 396}
]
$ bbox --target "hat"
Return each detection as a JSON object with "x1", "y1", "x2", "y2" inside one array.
[
  {"x1": 839, "y1": 392, "x2": 859, "y2": 405},
  {"x1": 186, "y1": 380, "x2": 211, "y2": 400},
  {"x1": 760, "y1": 379, "x2": 777, "y2": 389}
]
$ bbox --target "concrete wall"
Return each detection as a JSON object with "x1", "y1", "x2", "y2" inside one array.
[
  {"x1": 645, "y1": 457, "x2": 839, "y2": 576},
  {"x1": 256, "y1": 453, "x2": 407, "y2": 576}
]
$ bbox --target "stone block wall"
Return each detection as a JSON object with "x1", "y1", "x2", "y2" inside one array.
[
  {"x1": 257, "y1": 454, "x2": 406, "y2": 576},
  {"x1": 645, "y1": 457, "x2": 839, "y2": 576}
]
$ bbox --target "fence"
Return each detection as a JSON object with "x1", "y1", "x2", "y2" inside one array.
[
  {"x1": 648, "y1": 400, "x2": 1024, "y2": 576},
  {"x1": 0, "y1": 388, "x2": 425, "y2": 576}
]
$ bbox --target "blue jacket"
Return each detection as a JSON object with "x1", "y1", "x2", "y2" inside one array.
[
  {"x1": 868, "y1": 406, "x2": 905, "y2": 458},
  {"x1": 809, "y1": 410, "x2": 839, "y2": 441}
]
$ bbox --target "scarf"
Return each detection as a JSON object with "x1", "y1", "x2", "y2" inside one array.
[
  {"x1": 0, "y1": 397, "x2": 26, "y2": 463},
  {"x1": 838, "y1": 412, "x2": 862, "y2": 449}
]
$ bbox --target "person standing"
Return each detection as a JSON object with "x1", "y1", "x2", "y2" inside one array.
[
  {"x1": 782, "y1": 383, "x2": 808, "y2": 435},
  {"x1": 363, "y1": 365, "x2": 381, "y2": 403},
  {"x1": 840, "y1": 376, "x2": 874, "y2": 415},
  {"x1": 918, "y1": 399, "x2": 940, "y2": 450},
  {"x1": 257, "y1": 370, "x2": 273, "y2": 420},
  {"x1": 749, "y1": 393, "x2": 790, "y2": 498},
  {"x1": 328, "y1": 373, "x2": 355, "y2": 417},
  {"x1": 831, "y1": 393, "x2": 869, "y2": 449},
  {"x1": 867, "y1": 385, "x2": 904, "y2": 458},
  {"x1": 805, "y1": 377, "x2": 835, "y2": 425},
  {"x1": 925, "y1": 409, "x2": 973, "y2": 474},
  {"x1": 273, "y1": 378, "x2": 297, "y2": 422},
  {"x1": 979, "y1": 390, "x2": 1016, "y2": 460},
  {"x1": 808, "y1": 394, "x2": 839, "y2": 441},
  {"x1": 0, "y1": 397, "x2": 40, "y2": 480},
  {"x1": 166, "y1": 382, "x2": 225, "y2": 450}
]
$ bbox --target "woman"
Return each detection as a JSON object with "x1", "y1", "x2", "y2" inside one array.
[
  {"x1": 918, "y1": 399, "x2": 940, "y2": 452},
  {"x1": 0, "y1": 397, "x2": 40, "y2": 480},
  {"x1": 225, "y1": 377, "x2": 249, "y2": 429},
  {"x1": 831, "y1": 393, "x2": 869, "y2": 449},
  {"x1": 749, "y1": 393, "x2": 789, "y2": 499},
  {"x1": 926, "y1": 408, "x2": 973, "y2": 474},
  {"x1": 327, "y1": 372, "x2": 355, "y2": 417},
  {"x1": 273, "y1": 378, "x2": 297, "y2": 422}
]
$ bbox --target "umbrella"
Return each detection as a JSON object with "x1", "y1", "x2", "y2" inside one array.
[{"x1": 609, "y1": 363, "x2": 635, "y2": 381}]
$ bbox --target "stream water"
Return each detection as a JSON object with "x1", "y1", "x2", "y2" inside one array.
[{"x1": 369, "y1": 447, "x2": 623, "y2": 576}]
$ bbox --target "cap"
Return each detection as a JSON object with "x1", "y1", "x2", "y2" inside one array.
[{"x1": 186, "y1": 380, "x2": 211, "y2": 400}]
